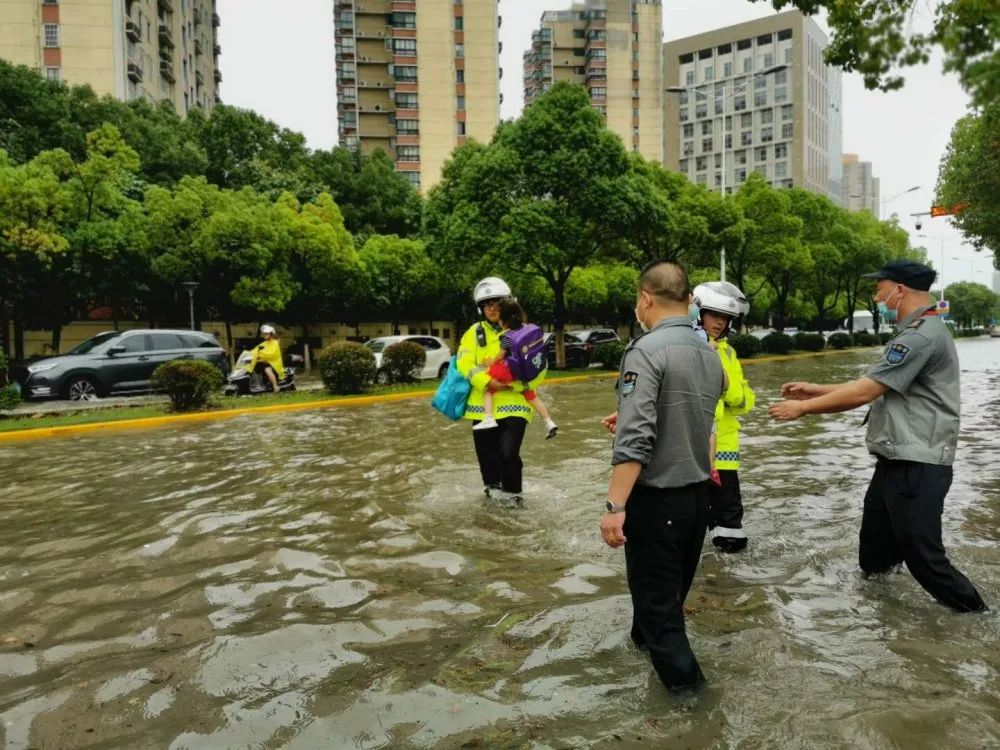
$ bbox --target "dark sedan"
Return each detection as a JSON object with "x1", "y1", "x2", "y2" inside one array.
[
  {"x1": 543, "y1": 332, "x2": 592, "y2": 369},
  {"x1": 13, "y1": 329, "x2": 230, "y2": 401}
]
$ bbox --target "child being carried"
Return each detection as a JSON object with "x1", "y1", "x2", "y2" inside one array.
[{"x1": 474, "y1": 298, "x2": 559, "y2": 439}]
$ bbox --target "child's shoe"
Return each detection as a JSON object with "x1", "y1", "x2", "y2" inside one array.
[{"x1": 473, "y1": 417, "x2": 499, "y2": 431}]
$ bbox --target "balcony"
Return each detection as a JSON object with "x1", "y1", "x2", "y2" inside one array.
[
  {"x1": 195, "y1": 69, "x2": 205, "y2": 86},
  {"x1": 214, "y1": 41, "x2": 221, "y2": 55},
  {"x1": 214, "y1": 68, "x2": 222, "y2": 83},
  {"x1": 194, "y1": 38, "x2": 203, "y2": 55},
  {"x1": 127, "y1": 59, "x2": 143, "y2": 82},
  {"x1": 157, "y1": 0, "x2": 173, "y2": 12},
  {"x1": 126, "y1": 20, "x2": 142, "y2": 42},
  {"x1": 159, "y1": 60, "x2": 175, "y2": 82},
  {"x1": 212, "y1": 11, "x2": 221, "y2": 27},
  {"x1": 193, "y1": 8, "x2": 203, "y2": 25},
  {"x1": 159, "y1": 22, "x2": 174, "y2": 48}
]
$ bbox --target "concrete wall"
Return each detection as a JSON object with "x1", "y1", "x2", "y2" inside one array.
[{"x1": 0, "y1": 0, "x2": 41, "y2": 69}]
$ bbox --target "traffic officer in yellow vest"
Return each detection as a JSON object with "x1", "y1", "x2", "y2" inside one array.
[
  {"x1": 691, "y1": 282, "x2": 756, "y2": 552},
  {"x1": 456, "y1": 277, "x2": 546, "y2": 503},
  {"x1": 770, "y1": 260, "x2": 986, "y2": 613}
]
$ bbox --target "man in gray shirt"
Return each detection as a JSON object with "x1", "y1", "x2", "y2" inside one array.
[
  {"x1": 770, "y1": 260, "x2": 986, "y2": 613},
  {"x1": 600, "y1": 260, "x2": 725, "y2": 692}
]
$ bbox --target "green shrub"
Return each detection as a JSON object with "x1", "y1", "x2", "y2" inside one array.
[
  {"x1": 853, "y1": 332, "x2": 878, "y2": 347},
  {"x1": 878, "y1": 332, "x2": 894, "y2": 345},
  {"x1": 728, "y1": 334, "x2": 762, "y2": 359},
  {"x1": 381, "y1": 340, "x2": 426, "y2": 383},
  {"x1": 0, "y1": 384, "x2": 20, "y2": 412},
  {"x1": 794, "y1": 332, "x2": 826, "y2": 352},
  {"x1": 761, "y1": 332, "x2": 794, "y2": 355},
  {"x1": 150, "y1": 359, "x2": 224, "y2": 412},
  {"x1": 318, "y1": 342, "x2": 377, "y2": 395},
  {"x1": 593, "y1": 341, "x2": 626, "y2": 370},
  {"x1": 827, "y1": 332, "x2": 852, "y2": 350}
]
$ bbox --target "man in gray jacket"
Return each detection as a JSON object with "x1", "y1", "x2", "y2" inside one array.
[{"x1": 601, "y1": 259, "x2": 725, "y2": 692}]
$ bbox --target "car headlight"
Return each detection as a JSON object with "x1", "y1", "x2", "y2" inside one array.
[{"x1": 27, "y1": 362, "x2": 59, "y2": 374}]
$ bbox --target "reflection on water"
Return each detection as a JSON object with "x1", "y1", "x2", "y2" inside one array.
[{"x1": 2, "y1": 340, "x2": 1000, "y2": 749}]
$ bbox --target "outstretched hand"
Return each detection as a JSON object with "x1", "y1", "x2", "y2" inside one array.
[
  {"x1": 602, "y1": 412, "x2": 618, "y2": 434},
  {"x1": 780, "y1": 382, "x2": 822, "y2": 400},
  {"x1": 769, "y1": 400, "x2": 806, "y2": 422}
]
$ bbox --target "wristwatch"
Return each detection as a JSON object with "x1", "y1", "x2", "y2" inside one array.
[{"x1": 605, "y1": 501, "x2": 627, "y2": 513}]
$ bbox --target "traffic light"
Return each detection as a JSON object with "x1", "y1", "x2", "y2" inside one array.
[{"x1": 930, "y1": 202, "x2": 970, "y2": 217}]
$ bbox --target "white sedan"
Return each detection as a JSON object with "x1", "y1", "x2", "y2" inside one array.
[{"x1": 365, "y1": 335, "x2": 453, "y2": 383}]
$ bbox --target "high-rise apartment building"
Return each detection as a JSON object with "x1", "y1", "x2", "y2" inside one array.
[
  {"x1": 842, "y1": 153, "x2": 881, "y2": 217},
  {"x1": 0, "y1": 0, "x2": 221, "y2": 114},
  {"x1": 334, "y1": 0, "x2": 501, "y2": 191},
  {"x1": 523, "y1": 0, "x2": 663, "y2": 163},
  {"x1": 663, "y1": 11, "x2": 843, "y2": 204}
]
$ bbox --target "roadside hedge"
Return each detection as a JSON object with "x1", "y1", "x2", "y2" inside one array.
[
  {"x1": 151, "y1": 360, "x2": 224, "y2": 412},
  {"x1": 381, "y1": 341, "x2": 426, "y2": 383},
  {"x1": 318, "y1": 342, "x2": 377, "y2": 395},
  {"x1": 827, "y1": 332, "x2": 852, "y2": 350},
  {"x1": 728, "y1": 334, "x2": 762, "y2": 359},
  {"x1": 593, "y1": 341, "x2": 626, "y2": 370},
  {"x1": 794, "y1": 332, "x2": 826, "y2": 352},
  {"x1": 761, "y1": 332, "x2": 794, "y2": 355}
]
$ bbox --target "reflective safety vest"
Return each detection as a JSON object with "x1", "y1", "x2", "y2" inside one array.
[
  {"x1": 713, "y1": 339, "x2": 755, "y2": 470},
  {"x1": 456, "y1": 322, "x2": 546, "y2": 422}
]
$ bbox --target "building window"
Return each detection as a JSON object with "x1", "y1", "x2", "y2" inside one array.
[
  {"x1": 736, "y1": 168, "x2": 747, "y2": 182},
  {"x1": 396, "y1": 92, "x2": 419, "y2": 109},
  {"x1": 695, "y1": 103, "x2": 707, "y2": 118},
  {"x1": 743, "y1": 57, "x2": 752, "y2": 73},
  {"x1": 775, "y1": 86, "x2": 787, "y2": 103},
  {"x1": 741, "y1": 131, "x2": 752, "y2": 146},
  {"x1": 679, "y1": 107, "x2": 689, "y2": 122},
  {"x1": 695, "y1": 156, "x2": 707, "y2": 171},
  {"x1": 397, "y1": 118, "x2": 419, "y2": 135},
  {"x1": 683, "y1": 124, "x2": 694, "y2": 138},
  {"x1": 760, "y1": 108, "x2": 774, "y2": 125},
  {"x1": 696, "y1": 173, "x2": 708, "y2": 186},
  {"x1": 588, "y1": 48, "x2": 607, "y2": 61},
  {"x1": 398, "y1": 145, "x2": 420, "y2": 162},
  {"x1": 679, "y1": 159, "x2": 689, "y2": 173},
  {"x1": 589, "y1": 86, "x2": 607, "y2": 98},
  {"x1": 574, "y1": 28, "x2": 585, "y2": 39},
  {"x1": 734, "y1": 149, "x2": 747, "y2": 165},
  {"x1": 754, "y1": 91, "x2": 767, "y2": 107},
  {"x1": 456, "y1": 69, "x2": 464, "y2": 83},
  {"x1": 774, "y1": 143, "x2": 788, "y2": 159},
  {"x1": 705, "y1": 66, "x2": 713, "y2": 81},
  {"x1": 701, "y1": 137, "x2": 713, "y2": 153},
  {"x1": 775, "y1": 161, "x2": 787, "y2": 178},
  {"x1": 184, "y1": 91, "x2": 189, "y2": 111},
  {"x1": 44, "y1": 66, "x2": 61, "y2": 82},
  {"x1": 724, "y1": 116, "x2": 732, "y2": 131},
  {"x1": 755, "y1": 75, "x2": 767, "y2": 90},
  {"x1": 683, "y1": 141, "x2": 694, "y2": 156},
  {"x1": 761, "y1": 127, "x2": 773, "y2": 143},
  {"x1": 781, "y1": 104, "x2": 794, "y2": 121},
  {"x1": 741, "y1": 112, "x2": 753, "y2": 128},
  {"x1": 393, "y1": 39, "x2": 417, "y2": 55},
  {"x1": 455, "y1": 43, "x2": 464, "y2": 58},
  {"x1": 734, "y1": 94, "x2": 746, "y2": 111},
  {"x1": 756, "y1": 164, "x2": 768, "y2": 177},
  {"x1": 785, "y1": 47, "x2": 793, "y2": 64},
  {"x1": 715, "y1": 153, "x2": 722, "y2": 168},
  {"x1": 756, "y1": 146, "x2": 768, "y2": 162},
  {"x1": 395, "y1": 65, "x2": 418, "y2": 82},
  {"x1": 392, "y1": 11, "x2": 417, "y2": 29},
  {"x1": 782, "y1": 123, "x2": 793, "y2": 139},
  {"x1": 632, "y1": 106, "x2": 639, "y2": 118},
  {"x1": 633, "y1": 126, "x2": 639, "y2": 137},
  {"x1": 685, "y1": 71, "x2": 694, "y2": 86},
  {"x1": 715, "y1": 172, "x2": 722, "y2": 187},
  {"x1": 457, "y1": 121, "x2": 466, "y2": 136},
  {"x1": 724, "y1": 62, "x2": 733, "y2": 77},
  {"x1": 402, "y1": 171, "x2": 420, "y2": 188},
  {"x1": 764, "y1": 53, "x2": 774, "y2": 68},
  {"x1": 344, "y1": 135, "x2": 360, "y2": 150},
  {"x1": 454, "y1": 16, "x2": 463, "y2": 30},
  {"x1": 774, "y1": 70, "x2": 787, "y2": 85},
  {"x1": 724, "y1": 134, "x2": 732, "y2": 149},
  {"x1": 457, "y1": 95, "x2": 465, "y2": 110},
  {"x1": 701, "y1": 121, "x2": 712, "y2": 136},
  {"x1": 43, "y1": 24, "x2": 60, "y2": 47},
  {"x1": 679, "y1": 91, "x2": 688, "y2": 105},
  {"x1": 633, "y1": 50, "x2": 640, "y2": 62}
]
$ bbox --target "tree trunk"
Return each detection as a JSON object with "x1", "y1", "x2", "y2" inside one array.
[
  {"x1": 225, "y1": 318, "x2": 235, "y2": 367},
  {"x1": 51, "y1": 323, "x2": 62, "y2": 355},
  {"x1": 553, "y1": 282, "x2": 567, "y2": 369},
  {"x1": 13, "y1": 311, "x2": 25, "y2": 362},
  {"x1": 1, "y1": 305, "x2": 10, "y2": 359}
]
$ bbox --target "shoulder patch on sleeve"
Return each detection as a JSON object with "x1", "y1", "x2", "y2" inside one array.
[
  {"x1": 621, "y1": 370, "x2": 639, "y2": 399},
  {"x1": 884, "y1": 342, "x2": 911, "y2": 365}
]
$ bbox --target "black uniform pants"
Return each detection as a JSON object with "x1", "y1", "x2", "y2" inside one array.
[
  {"x1": 472, "y1": 417, "x2": 527, "y2": 495},
  {"x1": 623, "y1": 482, "x2": 710, "y2": 692},
  {"x1": 859, "y1": 460, "x2": 986, "y2": 613},
  {"x1": 709, "y1": 469, "x2": 747, "y2": 552}
]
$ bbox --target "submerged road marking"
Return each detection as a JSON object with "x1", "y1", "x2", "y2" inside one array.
[{"x1": 0, "y1": 347, "x2": 872, "y2": 444}]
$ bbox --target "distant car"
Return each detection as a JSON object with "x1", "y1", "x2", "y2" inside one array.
[
  {"x1": 365, "y1": 335, "x2": 452, "y2": 384},
  {"x1": 543, "y1": 332, "x2": 591, "y2": 369},
  {"x1": 571, "y1": 328, "x2": 621, "y2": 351},
  {"x1": 12, "y1": 329, "x2": 230, "y2": 401}
]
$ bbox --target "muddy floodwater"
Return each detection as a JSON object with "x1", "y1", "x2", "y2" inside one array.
[{"x1": 2, "y1": 340, "x2": 999, "y2": 749}]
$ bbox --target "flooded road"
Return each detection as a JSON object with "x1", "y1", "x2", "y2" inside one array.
[{"x1": 2, "y1": 340, "x2": 999, "y2": 749}]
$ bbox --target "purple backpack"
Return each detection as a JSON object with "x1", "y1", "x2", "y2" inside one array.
[{"x1": 504, "y1": 324, "x2": 548, "y2": 382}]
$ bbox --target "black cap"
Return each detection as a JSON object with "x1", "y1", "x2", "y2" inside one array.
[{"x1": 862, "y1": 259, "x2": 937, "y2": 291}]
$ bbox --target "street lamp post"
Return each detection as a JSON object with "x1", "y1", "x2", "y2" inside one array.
[
  {"x1": 952, "y1": 255, "x2": 975, "y2": 281},
  {"x1": 667, "y1": 64, "x2": 789, "y2": 283},
  {"x1": 181, "y1": 282, "x2": 199, "y2": 331},
  {"x1": 918, "y1": 234, "x2": 947, "y2": 299},
  {"x1": 849, "y1": 185, "x2": 920, "y2": 218}
]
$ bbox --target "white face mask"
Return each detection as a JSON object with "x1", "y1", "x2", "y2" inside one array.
[{"x1": 634, "y1": 294, "x2": 649, "y2": 333}]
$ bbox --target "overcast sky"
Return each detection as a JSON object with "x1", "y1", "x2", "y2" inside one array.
[{"x1": 216, "y1": 0, "x2": 997, "y2": 288}]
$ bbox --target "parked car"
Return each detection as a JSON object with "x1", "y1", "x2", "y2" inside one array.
[
  {"x1": 571, "y1": 328, "x2": 621, "y2": 351},
  {"x1": 365, "y1": 335, "x2": 452, "y2": 384},
  {"x1": 12, "y1": 330, "x2": 230, "y2": 401},
  {"x1": 543, "y1": 332, "x2": 591, "y2": 369}
]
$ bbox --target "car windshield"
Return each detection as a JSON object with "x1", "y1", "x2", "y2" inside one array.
[
  {"x1": 366, "y1": 340, "x2": 388, "y2": 353},
  {"x1": 67, "y1": 331, "x2": 122, "y2": 355}
]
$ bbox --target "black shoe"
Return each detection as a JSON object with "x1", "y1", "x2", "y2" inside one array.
[{"x1": 711, "y1": 533, "x2": 748, "y2": 553}]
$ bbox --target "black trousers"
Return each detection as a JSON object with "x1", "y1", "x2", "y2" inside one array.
[
  {"x1": 623, "y1": 482, "x2": 710, "y2": 691},
  {"x1": 472, "y1": 417, "x2": 527, "y2": 495},
  {"x1": 860, "y1": 460, "x2": 986, "y2": 613},
  {"x1": 709, "y1": 469, "x2": 747, "y2": 552}
]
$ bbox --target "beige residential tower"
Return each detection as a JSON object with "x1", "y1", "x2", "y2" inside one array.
[
  {"x1": 0, "y1": 0, "x2": 221, "y2": 114},
  {"x1": 523, "y1": 0, "x2": 663, "y2": 163},
  {"x1": 842, "y1": 153, "x2": 881, "y2": 217},
  {"x1": 334, "y1": 0, "x2": 501, "y2": 191}
]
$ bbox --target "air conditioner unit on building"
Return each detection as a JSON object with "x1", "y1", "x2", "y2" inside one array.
[
  {"x1": 376, "y1": 81, "x2": 383, "y2": 87},
  {"x1": 377, "y1": 31, "x2": 385, "y2": 37},
  {"x1": 360, "y1": 55, "x2": 369, "y2": 61},
  {"x1": 359, "y1": 80, "x2": 367, "y2": 86},
  {"x1": 374, "y1": 105, "x2": 382, "y2": 111},
  {"x1": 357, "y1": 31, "x2": 365, "y2": 37}
]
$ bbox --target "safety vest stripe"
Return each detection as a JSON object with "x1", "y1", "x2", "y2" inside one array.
[{"x1": 716, "y1": 451, "x2": 740, "y2": 462}]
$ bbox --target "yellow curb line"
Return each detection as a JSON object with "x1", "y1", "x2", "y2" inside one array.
[{"x1": 0, "y1": 347, "x2": 871, "y2": 444}]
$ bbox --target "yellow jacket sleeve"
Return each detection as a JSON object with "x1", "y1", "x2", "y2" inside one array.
[
  {"x1": 456, "y1": 325, "x2": 492, "y2": 392},
  {"x1": 720, "y1": 344, "x2": 754, "y2": 415}
]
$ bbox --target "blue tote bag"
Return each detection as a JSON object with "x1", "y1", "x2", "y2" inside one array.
[{"x1": 431, "y1": 356, "x2": 471, "y2": 420}]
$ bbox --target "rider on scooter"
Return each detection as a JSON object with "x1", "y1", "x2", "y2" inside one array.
[{"x1": 247, "y1": 325, "x2": 285, "y2": 393}]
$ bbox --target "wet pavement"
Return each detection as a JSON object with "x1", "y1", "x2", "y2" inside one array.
[{"x1": 1, "y1": 340, "x2": 999, "y2": 749}]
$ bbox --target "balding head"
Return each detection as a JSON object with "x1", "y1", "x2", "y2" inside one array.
[{"x1": 639, "y1": 260, "x2": 689, "y2": 304}]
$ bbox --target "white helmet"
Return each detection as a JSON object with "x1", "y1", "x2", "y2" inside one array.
[
  {"x1": 260, "y1": 324, "x2": 276, "y2": 335},
  {"x1": 692, "y1": 281, "x2": 750, "y2": 319},
  {"x1": 473, "y1": 276, "x2": 512, "y2": 305}
]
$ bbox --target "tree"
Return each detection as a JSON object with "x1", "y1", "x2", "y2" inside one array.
[
  {"x1": 936, "y1": 103, "x2": 1000, "y2": 264},
  {"x1": 944, "y1": 281, "x2": 999, "y2": 328},
  {"x1": 787, "y1": 190, "x2": 844, "y2": 331},
  {"x1": 311, "y1": 147, "x2": 423, "y2": 239},
  {"x1": 358, "y1": 235, "x2": 435, "y2": 334},
  {"x1": 424, "y1": 83, "x2": 652, "y2": 366},
  {"x1": 752, "y1": 0, "x2": 1000, "y2": 108}
]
